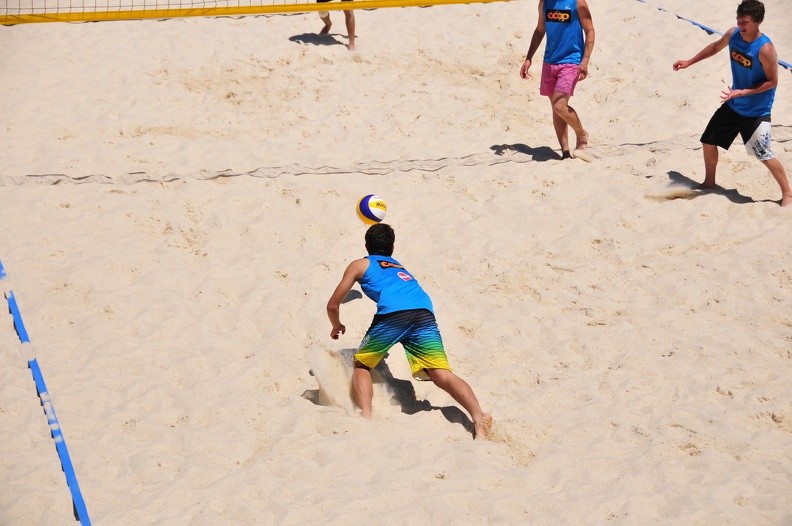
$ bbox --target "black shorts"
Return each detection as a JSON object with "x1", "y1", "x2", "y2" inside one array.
[{"x1": 701, "y1": 104, "x2": 771, "y2": 151}]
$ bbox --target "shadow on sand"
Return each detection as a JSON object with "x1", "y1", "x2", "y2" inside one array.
[
  {"x1": 490, "y1": 143, "x2": 564, "y2": 162},
  {"x1": 667, "y1": 170, "x2": 770, "y2": 204},
  {"x1": 303, "y1": 351, "x2": 473, "y2": 436},
  {"x1": 289, "y1": 32, "x2": 347, "y2": 47}
]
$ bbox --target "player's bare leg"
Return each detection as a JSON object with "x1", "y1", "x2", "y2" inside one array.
[
  {"x1": 762, "y1": 157, "x2": 792, "y2": 207},
  {"x1": 426, "y1": 368, "x2": 493, "y2": 439},
  {"x1": 699, "y1": 143, "x2": 720, "y2": 189},
  {"x1": 344, "y1": 10, "x2": 355, "y2": 50},
  {"x1": 319, "y1": 12, "x2": 331, "y2": 34},
  {"x1": 352, "y1": 362, "x2": 373, "y2": 418},
  {"x1": 551, "y1": 106, "x2": 571, "y2": 155},
  {"x1": 575, "y1": 128, "x2": 589, "y2": 151},
  {"x1": 550, "y1": 93, "x2": 587, "y2": 151}
]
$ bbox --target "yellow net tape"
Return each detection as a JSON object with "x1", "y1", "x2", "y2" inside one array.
[{"x1": 2, "y1": 0, "x2": 510, "y2": 25}]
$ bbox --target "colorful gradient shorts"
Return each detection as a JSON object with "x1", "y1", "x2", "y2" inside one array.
[{"x1": 355, "y1": 309, "x2": 451, "y2": 381}]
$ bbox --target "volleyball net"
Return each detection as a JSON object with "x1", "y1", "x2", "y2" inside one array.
[{"x1": 1, "y1": 0, "x2": 508, "y2": 24}]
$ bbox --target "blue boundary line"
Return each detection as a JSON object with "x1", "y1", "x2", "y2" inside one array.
[
  {"x1": 1, "y1": 260, "x2": 91, "y2": 525},
  {"x1": 635, "y1": 0, "x2": 791, "y2": 71}
]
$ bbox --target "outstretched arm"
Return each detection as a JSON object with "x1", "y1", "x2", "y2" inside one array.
[
  {"x1": 577, "y1": 0, "x2": 595, "y2": 80},
  {"x1": 326, "y1": 258, "x2": 368, "y2": 339},
  {"x1": 673, "y1": 28, "x2": 734, "y2": 71},
  {"x1": 520, "y1": 0, "x2": 546, "y2": 79}
]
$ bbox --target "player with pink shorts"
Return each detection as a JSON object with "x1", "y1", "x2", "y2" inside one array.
[
  {"x1": 540, "y1": 63, "x2": 581, "y2": 97},
  {"x1": 520, "y1": 0, "x2": 595, "y2": 160}
]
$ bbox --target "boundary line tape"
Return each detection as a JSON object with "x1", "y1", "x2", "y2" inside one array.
[
  {"x1": 1, "y1": 259, "x2": 91, "y2": 526},
  {"x1": 636, "y1": 0, "x2": 791, "y2": 72}
]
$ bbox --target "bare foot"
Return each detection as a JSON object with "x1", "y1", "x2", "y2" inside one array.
[
  {"x1": 575, "y1": 131, "x2": 589, "y2": 151},
  {"x1": 781, "y1": 193, "x2": 792, "y2": 207},
  {"x1": 473, "y1": 414, "x2": 493, "y2": 440},
  {"x1": 571, "y1": 132, "x2": 593, "y2": 161},
  {"x1": 562, "y1": 150, "x2": 572, "y2": 160},
  {"x1": 571, "y1": 149, "x2": 594, "y2": 163},
  {"x1": 695, "y1": 182, "x2": 719, "y2": 190}
]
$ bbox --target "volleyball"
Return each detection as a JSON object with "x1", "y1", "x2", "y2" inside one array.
[{"x1": 356, "y1": 194, "x2": 387, "y2": 225}]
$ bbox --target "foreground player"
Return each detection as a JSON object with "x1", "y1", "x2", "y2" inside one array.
[
  {"x1": 326, "y1": 223, "x2": 493, "y2": 439},
  {"x1": 673, "y1": 0, "x2": 792, "y2": 207}
]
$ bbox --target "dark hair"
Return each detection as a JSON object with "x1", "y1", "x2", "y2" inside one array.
[
  {"x1": 737, "y1": 0, "x2": 764, "y2": 23},
  {"x1": 365, "y1": 223, "x2": 395, "y2": 256}
]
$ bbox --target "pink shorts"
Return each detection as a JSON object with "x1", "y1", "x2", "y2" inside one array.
[{"x1": 540, "y1": 63, "x2": 580, "y2": 97}]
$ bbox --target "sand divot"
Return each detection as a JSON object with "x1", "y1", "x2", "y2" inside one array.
[
  {"x1": 645, "y1": 187, "x2": 698, "y2": 201},
  {"x1": 306, "y1": 347, "x2": 356, "y2": 415},
  {"x1": 479, "y1": 420, "x2": 537, "y2": 466}
]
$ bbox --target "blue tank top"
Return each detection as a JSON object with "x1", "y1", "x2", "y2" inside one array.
[
  {"x1": 359, "y1": 255, "x2": 434, "y2": 315},
  {"x1": 727, "y1": 30, "x2": 775, "y2": 117},
  {"x1": 543, "y1": 0, "x2": 584, "y2": 65}
]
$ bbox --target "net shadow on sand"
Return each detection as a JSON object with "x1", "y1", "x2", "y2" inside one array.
[{"x1": 3, "y1": 127, "x2": 791, "y2": 186}]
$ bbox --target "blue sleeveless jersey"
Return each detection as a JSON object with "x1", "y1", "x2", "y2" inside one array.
[
  {"x1": 727, "y1": 30, "x2": 775, "y2": 117},
  {"x1": 543, "y1": 0, "x2": 584, "y2": 65},
  {"x1": 360, "y1": 256, "x2": 434, "y2": 315}
]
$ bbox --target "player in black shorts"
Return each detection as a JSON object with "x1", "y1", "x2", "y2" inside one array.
[{"x1": 673, "y1": 0, "x2": 791, "y2": 206}]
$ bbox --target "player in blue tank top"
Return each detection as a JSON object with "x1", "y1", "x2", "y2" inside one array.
[
  {"x1": 673, "y1": 0, "x2": 792, "y2": 207},
  {"x1": 519, "y1": 0, "x2": 595, "y2": 161},
  {"x1": 326, "y1": 223, "x2": 493, "y2": 439},
  {"x1": 358, "y1": 254, "x2": 434, "y2": 315}
]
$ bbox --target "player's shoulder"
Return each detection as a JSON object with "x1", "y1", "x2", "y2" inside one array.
[
  {"x1": 715, "y1": 27, "x2": 738, "y2": 46},
  {"x1": 344, "y1": 257, "x2": 370, "y2": 277},
  {"x1": 757, "y1": 38, "x2": 777, "y2": 58},
  {"x1": 758, "y1": 33, "x2": 775, "y2": 46}
]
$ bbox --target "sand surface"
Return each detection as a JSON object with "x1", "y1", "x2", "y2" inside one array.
[{"x1": 2, "y1": 0, "x2": 792, "y2": 524}]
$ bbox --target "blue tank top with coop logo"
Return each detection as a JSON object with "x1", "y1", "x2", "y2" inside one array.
[
  {"x1": 543, "y1": 0, "x2": 584, "y2": 65},
  {"x1": 727, "y1": 30, "x2": 775, "y2": 117},
  {"x1": 360, "y1": 256, "x2": 434, "y2": 315}
]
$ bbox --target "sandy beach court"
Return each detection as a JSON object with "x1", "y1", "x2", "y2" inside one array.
[{"x1": 2, "y1": 1, "x2": 792, "y2": 523}]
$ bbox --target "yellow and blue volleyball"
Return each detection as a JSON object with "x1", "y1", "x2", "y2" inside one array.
[{"x1": 356, "y1": 194, "x2": 387, "y2": 225}]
